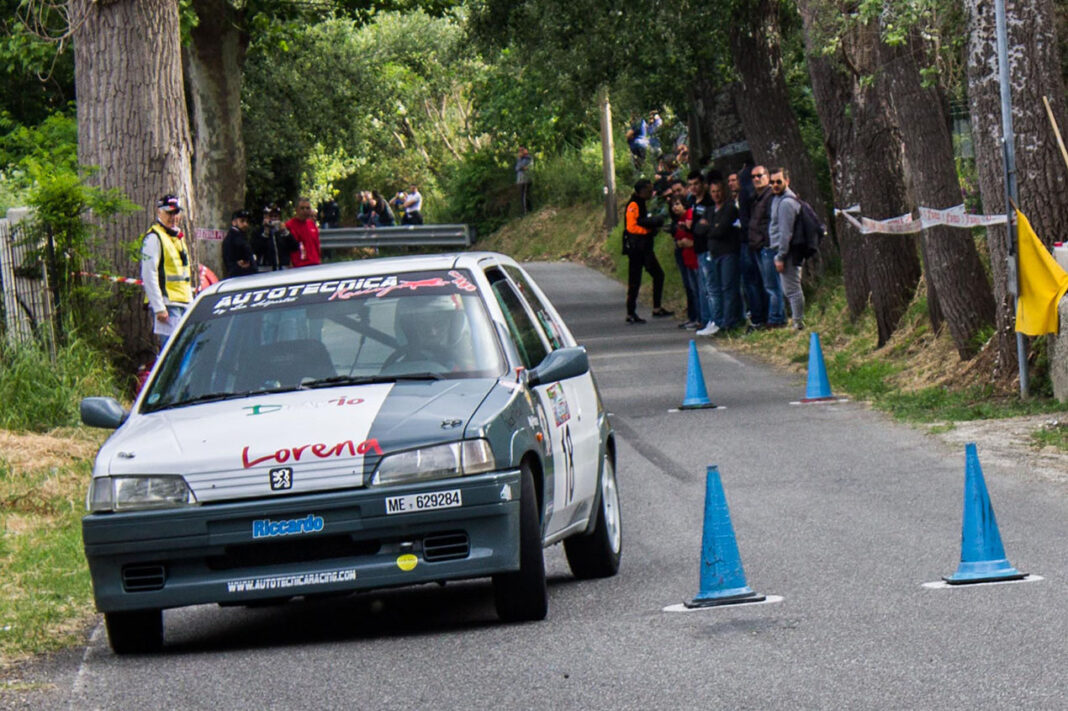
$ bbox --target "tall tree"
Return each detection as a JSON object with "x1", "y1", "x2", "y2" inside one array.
[
  {"x1": 881, "y1": 27, "x2": 995, "y2": 359},
  {"x1": 799, "y1": 0, "x2": 921, "y2": 344},
  {"x1": 72, "y1": 0, "x2": 196, "y2": 357},
  {"x1": 186, "y1": 0, "x2": 248, "y2": 277},
  {"x1": 729, "y1": 0, "x2": 829, "y2": 260},
  {"x1": 966, "y1": 0, "x2": 1068, "y2": 378}
]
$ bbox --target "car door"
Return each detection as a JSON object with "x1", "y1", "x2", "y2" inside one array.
[
  {"x1": 501, "y1": 265, "x2": 601, "y2": 514},
  {"x1": 486, "y1": 267, "x2": 596, "y2": 539}
]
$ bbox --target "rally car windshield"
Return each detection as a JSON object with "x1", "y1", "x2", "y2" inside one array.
[{"x1": 141, "y1": 269, "x2": 506, "y2": 413}]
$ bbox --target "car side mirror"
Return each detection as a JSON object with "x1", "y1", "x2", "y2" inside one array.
[
  {"x1": 527, "y1": 347, "x2": 589, "y2": 388},
  {"x1": 81, "y1": 397, "x2": 128, "y2": 429}
]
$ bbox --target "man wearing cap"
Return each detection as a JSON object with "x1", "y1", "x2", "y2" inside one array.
[
  {"x1": 221, "y1": 208, "x2": 257, "y2": 278},
  {"x1": 140, "y1": 194, "x2": 193, "y2": 346}
]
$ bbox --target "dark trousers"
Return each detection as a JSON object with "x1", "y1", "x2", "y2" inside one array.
[
  {"x1": 626, "y1": 248, "x2": 665, "y2": 316},
  {"x1": 519, "y1": 183, "x2": 532, "y2": 214}
]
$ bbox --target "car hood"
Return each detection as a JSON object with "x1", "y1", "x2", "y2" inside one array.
[{"x1": 97, "y1": 379, "x2": 498, "y2": 503}]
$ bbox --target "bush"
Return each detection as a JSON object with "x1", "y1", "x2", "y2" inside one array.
[
  {"x1": 0, "y1": 337, "x2": 120, "y2": 432},
  {"x1": 439, "y1": 146, "x2": 514, "y2": 236}
]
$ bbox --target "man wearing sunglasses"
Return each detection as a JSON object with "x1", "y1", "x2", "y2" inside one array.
[
  {"x1": 748, "y1": 166, "x2": 786, "y2": 327},
  {"x1": 768, "y1": 168, "x2": 805, "y2": 330}
]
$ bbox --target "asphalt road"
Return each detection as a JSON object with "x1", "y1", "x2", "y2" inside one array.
[{"x1": 10, "y1": 261, "x2": 1067, "y2": 710}]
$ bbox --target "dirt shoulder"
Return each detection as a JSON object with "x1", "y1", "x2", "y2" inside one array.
[{"x1": 926, "y1": 413, "x2": 1068, "y2": 492}]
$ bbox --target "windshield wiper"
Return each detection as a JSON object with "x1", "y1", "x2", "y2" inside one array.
[
  {"x1": 301, "y1": 372, "x2": 443, "y2": 389},
  {"x1": 148, "y1": 385, "x2": 303, "y2": 411}
]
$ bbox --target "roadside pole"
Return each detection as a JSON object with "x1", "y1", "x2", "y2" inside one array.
[
  {"x1": 995, "y1": 0, "x2": 1029, "y2": 397},
  {"x1": 600, "y1": 88, "x2": 617, "y2": 230}
]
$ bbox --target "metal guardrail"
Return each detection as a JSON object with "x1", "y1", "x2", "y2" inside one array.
[{"x1": 318, "y1": 224, "x2": 474, "y2": 250}]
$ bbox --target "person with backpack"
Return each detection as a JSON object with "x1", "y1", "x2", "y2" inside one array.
[{"x1": 768, "y1": 167, "x2": 805, "y2": 330}]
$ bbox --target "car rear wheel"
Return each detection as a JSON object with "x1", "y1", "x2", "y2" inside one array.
[
  {"x1": 564, "y1": 453, "x2": 622, "y2": 579},
  {"x1": 104, "y1": 609, "x2": 163, "y2": 654},
  {"x1": 493, "y1": 461, "x2": 548, "y2": 622}
]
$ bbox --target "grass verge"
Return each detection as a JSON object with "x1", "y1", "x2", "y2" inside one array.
[
  {"x1": 0, "y1": 428, "x2": 104, "y2": 669},
  {"x1": 1030, "y1": 421, "x2": 1068, "y2": 451}
]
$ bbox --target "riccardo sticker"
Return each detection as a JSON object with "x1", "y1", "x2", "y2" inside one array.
[{"x1": 396, "y1": 554, "x2": 418, "y2": 572}]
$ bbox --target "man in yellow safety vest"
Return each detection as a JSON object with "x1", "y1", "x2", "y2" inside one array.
[{"x1": 140, "y1": 194, "x2": 193, "y2": 347}]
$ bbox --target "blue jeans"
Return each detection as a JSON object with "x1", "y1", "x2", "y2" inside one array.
[
  {"x1": 696, "y1": 252, "x2": 713, "y2": 324},
  {"x1": 759, "y1": 248, "x2": 786, "y2": 325},
  {"x1": 705, "y1": 252, "x2": 741, "y2": 330},
  {"x1": 739, "y1": 245, "x2": 767, "y2": 325},
  {"x1": 674, "y1": 249, "x2": 699, "y2": 323}
]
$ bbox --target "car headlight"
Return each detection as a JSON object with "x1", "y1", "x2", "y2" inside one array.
[
  {"x1": 371, "y1": 440, "x2": 496, "y2": 486},
  {"x1": 87, "y1": 475, "x2": 198, "y2": 513}
]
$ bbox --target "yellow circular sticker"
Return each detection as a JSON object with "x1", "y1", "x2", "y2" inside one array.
[{"x1": 396, "y1": 554, "x2": 418, "y2": 572}]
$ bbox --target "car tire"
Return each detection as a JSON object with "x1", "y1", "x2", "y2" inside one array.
[
  {"x1": 564, "y1": 452, "x2": 622, "y2": 579},
  {"x1": 493, "y1": 461, "x2": 547, "y2": 622},
  {"x1": 104, "y1": 609, "x2": 163, "y2": 654}
]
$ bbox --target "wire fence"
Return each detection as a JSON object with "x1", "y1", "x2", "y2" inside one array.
[{"x1": 0, "y1": 208, "x2": 55, "y2": 352}]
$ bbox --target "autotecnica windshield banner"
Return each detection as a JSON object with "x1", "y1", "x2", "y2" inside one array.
[{"x1": 198, "y1": 269, "x2": 478, "y2": 319}]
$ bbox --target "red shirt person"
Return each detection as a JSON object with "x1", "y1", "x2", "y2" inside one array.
[{"x1": 285, "y1": 197, "x2": 321, "y2": 267}]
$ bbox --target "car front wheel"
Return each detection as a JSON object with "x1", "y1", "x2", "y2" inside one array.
[
  {"x1": 564, "y1": 452, "x2": 622, "y2": 579},
  {"x1": 493, "y1": 461, "x2": 548, "y2": 622},
  {"x1": 105, "y1": 609, "x2": 163, "y2": 654}
]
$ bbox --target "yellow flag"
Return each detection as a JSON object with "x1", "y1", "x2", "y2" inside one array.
[{"x1": 1015, "y1": 210, "x2": 1068, "y2": 335}]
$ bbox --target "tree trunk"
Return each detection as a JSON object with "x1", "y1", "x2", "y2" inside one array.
[
  {"x1": 186, "y1": 0, "x2": 247, "y2": 279},
  {"x1": 798, "y1": 0, "x2": 868, "y2": 316},
  {"x1": 966, "y1": 0, "x2": 1068, "y2": 379},
  {"x1": 729, "y1": 0, "x2": 833, "y2": 280},
  {"x1": 883, "y1": 31, "x2": 996, "y2": 359},
  {"x1": 802, "y1": 1, "x2": 922, "y2": 345},
  {"x1": 73, "y1": 0, "x2": 197, "y2": 361}
]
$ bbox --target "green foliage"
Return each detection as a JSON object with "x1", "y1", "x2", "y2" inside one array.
[
  {"x1": 438, "y1": 146, "x2": 513, "y2": 236},
  {"x1": 0, "y1": 337, "x2": 119, "y2": 432},
  {"x1": 0, "y1": 110, "x2": 77, "y2": 214},
  {"x1": 243, "y1": 11, "x2": 483, "y2": 215},
  {"x1": 24, "y1": 168, "x2": 138, "y2": 347},
  {"x1": 0, "y1": 0, "x2": 75, "y2": 126}
]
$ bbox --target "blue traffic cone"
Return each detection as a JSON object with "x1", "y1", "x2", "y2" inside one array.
[
  {"x1": 801, "y1": 331, "x2": 835, "y2": 402},
  {"x1": 685, "y1": 466, "x2": 766, "y2": 608},
  {"x1": 944, "y1": 443, "x2": 1026, "y2": 585},
  {"x1": 680, "y1": 340, "x2": 715, "y2": 409}
]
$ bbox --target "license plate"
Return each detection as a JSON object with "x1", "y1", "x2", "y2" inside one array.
[{"x1": 385, "y1": 489, "x2": 462, "y2": 515}]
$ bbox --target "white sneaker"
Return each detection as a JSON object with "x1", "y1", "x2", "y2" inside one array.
[{"x1": 695, "y1": 321, "x2": 720, "y2": 336}]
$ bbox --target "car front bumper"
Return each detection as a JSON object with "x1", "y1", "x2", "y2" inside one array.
[{"x1": 82, "y1": 470, "x2": 521, "y2": 612}]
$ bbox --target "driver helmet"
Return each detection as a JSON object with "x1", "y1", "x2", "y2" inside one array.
[{"x1": 395, "y1": 295, "x2": 467, "y2": 350}]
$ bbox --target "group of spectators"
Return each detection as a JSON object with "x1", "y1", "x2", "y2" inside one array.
[{"x1": 622, "y1": 164, "x2": 807, "y2": 333}]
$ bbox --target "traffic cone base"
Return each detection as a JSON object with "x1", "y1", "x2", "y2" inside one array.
[
  {"x1": 688, "y1": 466, "x2": 764, "y2": 606},
  {"x1": 686, "y1": 589, "x2": 767, "y2": 608},
  {"x1": 681, "y1": 340, "x2": 715, "y2": 409},
  {"x1": 799, "y1": 395, "x2": 838, "y2": 404},
  {"x1": 804, "y1": 332, "x2": 834, "y2": 401},
  {"x1": 944, "y1": 443, "x2": 1026, "y2": 585}
]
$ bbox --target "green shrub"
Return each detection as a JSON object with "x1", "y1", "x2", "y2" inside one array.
[{"x1": 0, "y1": 337, "x2": 120, "y2": 432}]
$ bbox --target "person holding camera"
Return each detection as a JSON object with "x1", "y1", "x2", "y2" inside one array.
[
  {"x1": 252, "y1": 204, "x2": 298, "y2": 271},
  {"x1": 622, "y1": 179, "x2": 671, "y2": 324}
]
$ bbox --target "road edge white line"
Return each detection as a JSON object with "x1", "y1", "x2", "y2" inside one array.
[{"x1": 68, "y1": 619, "x2": 104, "y2": 711}]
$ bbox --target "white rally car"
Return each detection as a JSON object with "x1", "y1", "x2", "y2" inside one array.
[{"x1": 80, "y1": 252, "x2": 620, "y2": 653}]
